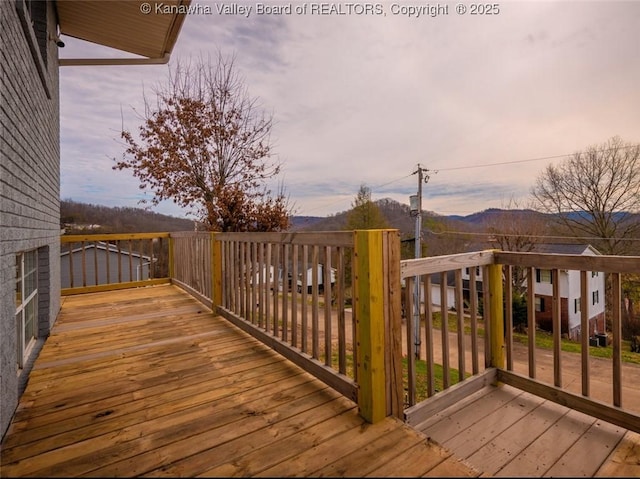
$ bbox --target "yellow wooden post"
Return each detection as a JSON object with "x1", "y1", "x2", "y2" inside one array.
[
  {"x1": 488, "y1": 262, "x2": 505, "y2": 369},
  {"x1": 211, "y1": 232, "x2": 223, "y2": 311},
  {"x1": 354, "y1": 229, "x2": 387, "y2": 423}
]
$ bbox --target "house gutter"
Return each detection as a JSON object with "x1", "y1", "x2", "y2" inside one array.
[{"x1": 59, "y1": 53, "x2": 170, "y2": 66}]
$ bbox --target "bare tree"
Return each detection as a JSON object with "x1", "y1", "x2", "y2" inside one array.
[
  {"x1": 531, "y1": 136, "x2": 640, "y2": 255},
  {"x1": 487, "y1": 197, "x2": 548, "y2": 295},
  {"x1": 114, "y1": 53, "x2": 291, "y2": 232}
]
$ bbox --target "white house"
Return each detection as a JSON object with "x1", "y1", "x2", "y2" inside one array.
[
  {"x1": 529, "y1": 244, "x2": 605, "y2": 340},
  {"x1": 297, "y1": 265, "x2": 337, "y2": 294},
  {"x1": 426, "y1": 244, "x2": 606, "y2": 341}
]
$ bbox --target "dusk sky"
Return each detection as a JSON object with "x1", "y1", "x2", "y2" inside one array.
[{"x1": 59, "y1": 1, "x2": 640, "y2": 220}]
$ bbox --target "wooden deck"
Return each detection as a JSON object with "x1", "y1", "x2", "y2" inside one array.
[
  {"x1": 0, "y1": 285, "x2": 478, "y2": 478},
  {"x1": 414, "y1": 383, "x2": 640, "y2": 477}
]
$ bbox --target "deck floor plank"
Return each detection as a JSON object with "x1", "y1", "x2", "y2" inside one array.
[
  {"x1": 465, "y1": 395, "x2": 568, "y2": 475},
  {"x1": 595, "y1": 430, "x2": 640, "y2": 477},
  {"x1": 544, "y1": 419, "x2": 626, "y2": 477},
  {"x1": 492, "y1": 408, "x2": 596, "y2": 477},
  {"x1": 441, "y1": 391, "x2": 546, "y2": 458},
  {"x1": 1, "y1": 285, "x2": 475, "y2": 478}
]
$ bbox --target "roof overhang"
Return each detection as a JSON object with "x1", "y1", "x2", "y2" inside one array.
[{"x1": 56, "y1": 0, "x2": 190, "y2": 62}]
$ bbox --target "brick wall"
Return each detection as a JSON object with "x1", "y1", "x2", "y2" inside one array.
[{"x1": 0, "y1": 0, "x2": 60, "y2": 439}]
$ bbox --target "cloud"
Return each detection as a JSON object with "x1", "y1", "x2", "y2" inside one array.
[{"x1": 59, "y1": 0, "x2": 640, "y2": 218}]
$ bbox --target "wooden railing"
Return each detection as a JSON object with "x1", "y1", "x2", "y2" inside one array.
[
  {"x1": 170, "y1": 231, "x2": 214, "y2": 308},
  {"x1": 495, "y1": 251, "x2": 640, "y2": 433},
  {"x1": 212, "y1": 230, "x2": 403, "y2": 422},
  {"x1": 60, "y1": 233, "x2": 170, "y2": 295},
  {"x1": 401, "y1": 250, "x2": 501, "y2": 425},
  {"x1": 60, "y1": 232, "x2": 640, "y2": 431},
  {"x1": 401, "y1": 249, "x2": 640, "y2": 435}
]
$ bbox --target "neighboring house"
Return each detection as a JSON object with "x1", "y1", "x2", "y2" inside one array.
[
  {"x1": 60, "y1": 242, "x2": 151, "y2": 288},
  {"x1": 530, "y1": 243, "x2": 605, "y2": 341},
  {"x1": 427, "y1": 244, "x2": 606, "y2": 341},
  {"x1": 297, "y1": 265, "x2": 337, "y2": 294},
  {"x1": 251, "y1": 264, "x2": 337, "y2": 293},
  {"x1": 1, "y1": 0, "x2": 188, "y2": 439}
]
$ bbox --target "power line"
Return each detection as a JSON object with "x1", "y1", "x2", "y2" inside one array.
[
  {"x1": 298, "y1": 173, "x2": 415, "y2": 215},
  {"x1": 426, "y1": 228, "x2": 640, "y2": 243},
  {"x1": 295, "y1": 143, "x2": 640, "y2": 216},
  {"x1": 434, "y1": 144, "x2": 640, "y2": 173}
]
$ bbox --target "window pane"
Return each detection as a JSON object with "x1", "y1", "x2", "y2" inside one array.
[{"x1": 24, "y1": 299, "x2": 36, "y2": 344}]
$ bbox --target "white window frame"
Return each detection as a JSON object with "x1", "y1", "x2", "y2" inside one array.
[{"x1": 16, "y1": 250, "x2": 38, "y2": 369}]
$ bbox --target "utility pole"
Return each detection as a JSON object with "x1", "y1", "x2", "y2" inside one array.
[{"x1": 410, "y1": 164, "x2": 431, "y2": 358}]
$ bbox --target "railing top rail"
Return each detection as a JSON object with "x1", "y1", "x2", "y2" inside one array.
[
  {"x1": 496, "y1": 250, "x2": 640, "y2": 274},
  {"x1": 216, "y1": 231, "x2": 354, "y2": 247},
  {"x1": 400, "y1": 250, "x2": 496, "y2": 279},
  {"x1": 169, "y1": 231, "x2": 213, "y2": 238},
  {"x1": 61, "y1": 232, "x2": 170, "y2": 242}
]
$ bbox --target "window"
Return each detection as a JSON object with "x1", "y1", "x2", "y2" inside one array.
[
  {"x1": 591, "y1": 271, "x2": 599, "y2": 278},
  {"x1": 16, "y1": 250, "x2": 38, "y2": 368},
  {"x1": 465, "y1": 266, "x2": 480, "y2": 277},
  {"x1": 535, "y1": 296, "x2": 545, "y2": 312},
  {"x1": 592, "y1": 290, "x2": 599, "y2": 305},
  {"x1": 15, "y1": 0, "x2": 52, "y2": 98},
  {"x1": 575, "y1": 298, "x2": 580, "y2": 313},
  {"x1": 536, "y1": 269, "x2": 552, "y2": 283}
]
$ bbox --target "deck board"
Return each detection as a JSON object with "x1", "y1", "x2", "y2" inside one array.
[
  {"x1": 1, "y1": 285, "x2": 478, "y2": 478},
  {"x1": 416, "y1": 382, "x2": 639, "y2": 477}
]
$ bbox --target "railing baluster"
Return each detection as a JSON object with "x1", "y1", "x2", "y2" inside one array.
[
  {"x1": 265, "y1": 242, "x2": 272, "y2": 333},
  {"x1": 272, "y1": 243, "x2": 280, "y2": 337},
  {"x1": 424, "y1": 274, "x2": 435, "y2": 397},
  {"x1": 128, "y1": 239, "x2": 133, "y2": 283},
  {"x1": 469, "y1": 267, "x2": 479, "y2": 375},
  {"x1": 283, "y1": 243, "x2": 289, "y2": 342},
  {"x1": 116, "y1": 241, "x2": 122, "y2": 285},
  {"x1": 291, "y1": 244, "x2": 299, "y2": 348},
  {"x1": 81, "y1": 241, "x2": 86, "y2": 287},
  {"x1": 580, "y1": 270, "x2": 590, "y2": 397},
  {"x1": 138, "y1": 239, "x2": 143, "y2": 282},
  {"x1": 250, "y1": 242, "x2": 257, "y2": 325},
  {"x1": 612, "y1": 272, "x2": 622, "y2": 407},
  {"x1": 69, "y1": 241, "x2": 75, "y2": 288},
  {"x1": 455, "y1": 269, "x2": 465, "y2": 381},
  {"x1": 301, "y1": 244, "x2": 308, "y2": 353},
  {"x1": 336, "y1": 246, "x2": 346, "y2": 375},
  {"x1": 552, "y1": 268, "x2": 562, "y2": 388},
  {"x1": 482, "y1": 266, "x2": 491, "y2": 369},
  {"x1": 93, "y1": 239, "x2": 98, "y2": 285},
  {"x1": 406, "y1": 276, "x2": 416, "y2": 406},
  {"x1": 324, "y1": 245, "x2": 332, "y2": 367},
  {"x1": 527, "y1": 266, "x2": 536, "y2": 378},
  {"x1": 505, "y1": 265, "x2": 513, "y2": 371},
  {"x1": 312, "y1": 245, "x2": 320, "y2": 359},
  {"x1": 440, "y1": 271, "x2": 450, "y2": 390},
  {"x1": 257, "y1": 242, "x2": 265, "y2": 328}
]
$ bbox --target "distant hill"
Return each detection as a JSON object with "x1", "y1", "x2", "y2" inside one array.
[
  {"x1": 291, "y1": 197, "x2": 451, "y2": 238},
  {"x1": 448, "y1": 208, "x2": 554, "y2": 226},
  {"x1": 61, "y1": 200, "x2": 197, "y2": 234}
]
